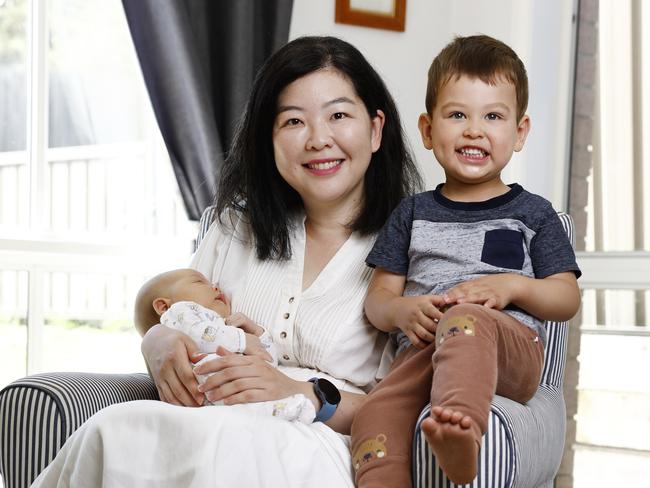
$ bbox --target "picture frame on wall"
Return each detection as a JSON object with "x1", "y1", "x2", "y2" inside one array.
[{"x1": 335, "y1": 0, "x2": 406, "y2": 32}]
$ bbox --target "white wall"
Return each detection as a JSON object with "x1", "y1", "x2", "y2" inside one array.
[{"x1": 289, "y1": 0, "x2": 577, "y2": 209}]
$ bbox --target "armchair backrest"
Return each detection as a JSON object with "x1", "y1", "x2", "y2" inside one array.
[{"x1": 195, "y1": 206, "x2": 218, "y2": 252}]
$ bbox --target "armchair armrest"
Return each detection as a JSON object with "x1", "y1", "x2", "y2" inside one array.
[{"x1": 0, "y1": 372, "x2": 157, "y2": 488}]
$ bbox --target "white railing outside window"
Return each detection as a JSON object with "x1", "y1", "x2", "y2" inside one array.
[
  {"x1": 0, "y1": 0, "x2": 197, "y2": 390},
  {"x1": 573, "y1": 1, "x2": 650, "y2": 483}
]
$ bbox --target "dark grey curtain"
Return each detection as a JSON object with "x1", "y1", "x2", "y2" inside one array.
[{"x1": 122, "y1": 0, "x2": 293, "y2": 220}]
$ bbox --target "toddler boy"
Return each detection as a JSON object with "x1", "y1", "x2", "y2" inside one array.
[{"x1": 350, "y1": 35, "x2": 581, "y2": 486}]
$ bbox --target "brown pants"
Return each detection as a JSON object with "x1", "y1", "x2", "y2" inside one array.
[{"x1": 350, "y1": 303, "x2": 544, "y2": 488}]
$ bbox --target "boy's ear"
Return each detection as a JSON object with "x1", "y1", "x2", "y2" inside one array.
[
  {"x1": 514, "y1": 115, "x2": 531, "y2": 152},
  {"x1": 418, "y1": 113, "x2": 434, "y2": 150},
  {"x1": 152, "y1": 298, "x2": 171, "y2": 316}
]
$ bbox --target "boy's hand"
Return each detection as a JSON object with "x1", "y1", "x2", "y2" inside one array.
[
  {"x1": 243, "y1": 333, "x2": 273, "y2": 361},
  {"x1": 392, "y1": 295, "x2": 446, "y2": 349},
  {"x1": 443, "y1": 274, "x2": 520, "y2": 310},
  {"x1": 226, "y1": 312, "x2": 265, "y2": 336}
]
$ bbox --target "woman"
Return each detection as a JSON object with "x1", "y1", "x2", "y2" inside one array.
[{"x1": 31, "y1": 36, "x2": 421, "y2": 487}]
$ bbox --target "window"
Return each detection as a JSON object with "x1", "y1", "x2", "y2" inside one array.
[
  {"x1": 0, "y1": 0, "x2": 196, "y2": 390},
  {"x1": 570, "y1": 0, "x2": 650, "y2": 485}
]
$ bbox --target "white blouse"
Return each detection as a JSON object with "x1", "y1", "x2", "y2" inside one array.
[{"x1": 190, "y1": 212, "x2": 389, "y2": 393}]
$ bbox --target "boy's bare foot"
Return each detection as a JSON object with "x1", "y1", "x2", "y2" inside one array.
[{"x1": 421, "y1": 406, "x2": 479, "y2": 485}]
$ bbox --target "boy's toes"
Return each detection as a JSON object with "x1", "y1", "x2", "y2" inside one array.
[
  {"x1": 421, "y1": 416, "x2": 442, "y2": 444},
  {"x1": 438, "y1": 408, "x2": 454, "y2": 422},
  {"x1": 459, "y1": 415, "x2": 473, "y2": 429},
  {"x1": 449, "y1": 410, "x2": 464, "y2": 424},
  {"x1": 431, "y1": 405, "x2": 444, "y2": 418}
]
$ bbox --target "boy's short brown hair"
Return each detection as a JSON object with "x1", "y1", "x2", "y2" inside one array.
[{"x1": 425, "y1": 35, "x2": 528, "y2": 121}]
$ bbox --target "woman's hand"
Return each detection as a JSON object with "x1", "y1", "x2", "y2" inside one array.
[
  {"x1": 141, "y1": 324, "x2": 205, "y2": 406},
  {"x1": 195, "y1": 348, "x2": 369, "y2": 435},
  {"x1": 194, "y1": 347, "x2": 301, "y2": 405}
]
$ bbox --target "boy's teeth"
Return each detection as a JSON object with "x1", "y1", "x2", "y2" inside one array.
[
  {"x1": 460, "y1": 148, "x2": 487, "y2": 157},
  {"x1": 307, "y1": 160, "x2": 341, "y2": 170}
]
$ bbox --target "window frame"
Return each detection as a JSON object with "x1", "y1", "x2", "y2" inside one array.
[{"x1": 0, "y1": 0, "x2": 195, "y2": 377}]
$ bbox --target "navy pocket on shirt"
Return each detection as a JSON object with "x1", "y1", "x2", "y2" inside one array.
[{"x1": 481, "y1": 229, "x2": 525, "y2": 270}]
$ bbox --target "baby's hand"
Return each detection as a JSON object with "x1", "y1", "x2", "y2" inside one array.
[
  {"x1": 226, "y1": 312, "x2": 265, "y2": 336},
  {"x1": 243, "y1": 333, "x2": 273, "y2": 361},
  {"x1": 393, "y1": 295, "x2": 446, "y2": 349}
]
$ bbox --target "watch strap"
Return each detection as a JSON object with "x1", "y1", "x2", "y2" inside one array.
[
  {"x1": 314, "y1": 397, "x2": 337, "y2": 423},
  {"x1": 309, "y1": 377, "x2": 340, "y2": 423}
]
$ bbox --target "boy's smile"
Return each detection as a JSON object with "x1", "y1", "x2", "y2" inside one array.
[{"x1": 418, "y1": 75, "x2": 530, "y2": 201}]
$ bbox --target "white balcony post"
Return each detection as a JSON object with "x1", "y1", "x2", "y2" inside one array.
[
  {"x1": 26, "y1": 267, "x2": 44, "y2": 373},
  {"x1": 26, "y1": 0, "x2": 49, "y2": 374}
]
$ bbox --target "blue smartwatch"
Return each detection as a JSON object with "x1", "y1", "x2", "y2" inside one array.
[{"x1": 309, "y1": 377, "x2": 341, "y2": 423}]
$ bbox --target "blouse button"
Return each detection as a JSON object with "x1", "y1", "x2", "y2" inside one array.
[
  {"x1": 289, "y1": 297, "x2": 294, "y2": 303},
  {"x1": 283, "y1": 354, "x2": 290, "y2": 361},
  {"x1": 280, "y1": 331, "x2": 287, "y2": 339},
  {"x1": 283, "y1": 313, "x2": 290, "y2": 319}
]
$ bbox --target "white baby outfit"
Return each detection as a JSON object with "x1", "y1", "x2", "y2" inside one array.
[{"x1": 161, "y1": 300, "x2": 315, "y2": 423}]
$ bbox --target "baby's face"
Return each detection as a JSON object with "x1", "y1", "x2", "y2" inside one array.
[{"x1": 168, "y1": 269, "x2": 231, "y2": 317}]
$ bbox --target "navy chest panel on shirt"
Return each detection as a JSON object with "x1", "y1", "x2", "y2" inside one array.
[
  {"x1": 481, "y1": 228, "x2": 526, "y2": 269},
  {"x1": 405, "y1": 218, "x2": 536, "y2": 297}
]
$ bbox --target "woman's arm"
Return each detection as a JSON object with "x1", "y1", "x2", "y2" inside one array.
[
  {"x1": 293, "y1": 379, "x2": 366, "y2": 435},
  {"x1": 141, "y1": 324, "x2": 205, "y2": 406},
  {"x1": 194, "y1": 349, "x2": 365, "y2": 434}
]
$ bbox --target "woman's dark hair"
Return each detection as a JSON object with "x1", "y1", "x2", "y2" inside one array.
[{"x1": 216, "y1": 36, "x2": 422, "y2": 260}]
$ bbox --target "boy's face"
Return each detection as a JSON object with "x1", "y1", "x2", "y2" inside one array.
[
  {"x1": 167, "y1": 269, "x2": 231, "y2": 317},
  {"x1": 418, "y1": 74, "x2": 530, "y2": 196}
]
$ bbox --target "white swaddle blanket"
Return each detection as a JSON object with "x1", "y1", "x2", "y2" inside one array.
[{"x1": 30, "y1": 396, "x2": 354, "y2": 488}]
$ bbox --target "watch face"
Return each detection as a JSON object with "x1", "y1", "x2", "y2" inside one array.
[{"x1": 318, "y1": 378, "x2": 341, "y2": 404}]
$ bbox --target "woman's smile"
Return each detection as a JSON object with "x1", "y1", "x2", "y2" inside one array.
[{"x1": 304, "y1": 158, "x2": 344, "y2": 174}]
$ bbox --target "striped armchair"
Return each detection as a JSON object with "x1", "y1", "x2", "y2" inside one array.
[{"x1": 0, "y1": 210, "x2": 574, "y2": 488}]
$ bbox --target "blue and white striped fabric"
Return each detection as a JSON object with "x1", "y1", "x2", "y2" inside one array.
[
  {"x1": 0, "y1": 372, "x2": 158, "y2": 488},
  {"x1": 412, "y1": 212, "x2": 574, "y2": 488},
  {"x1": 194, "y1": 205, "x2": 217, "y2": 252}
]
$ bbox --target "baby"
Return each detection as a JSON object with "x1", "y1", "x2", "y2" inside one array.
[{"x1": 134, "y1": 268, "x2": 315, "y2": 423}]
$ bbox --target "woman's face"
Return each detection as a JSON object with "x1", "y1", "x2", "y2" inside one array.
[{"x1": 272, "y1": 68, "x2": 384, "y2": 216}]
